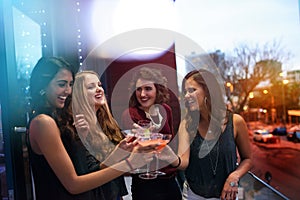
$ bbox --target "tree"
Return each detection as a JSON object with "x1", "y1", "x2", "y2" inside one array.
[{"x1": 220, "y1": 40, "x2": 291, "y2": 114}]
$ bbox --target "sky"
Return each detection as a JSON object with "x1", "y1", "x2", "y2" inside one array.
[
  {"x1": 174, "y1": 0, "x2": 300, "y2": 71},
  {"x1": 90, "y1": 0, "x2": 300, "y2": 72}
]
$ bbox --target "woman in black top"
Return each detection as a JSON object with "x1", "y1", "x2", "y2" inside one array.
[{"x1": 161, "y1": 69, "x2": 252, "y2": 200}]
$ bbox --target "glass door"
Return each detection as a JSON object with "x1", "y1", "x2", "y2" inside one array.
[{"x1": 0, "y1": 0, "x2": 45, "y2": 199}]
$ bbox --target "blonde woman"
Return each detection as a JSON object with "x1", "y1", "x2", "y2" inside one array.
[{"x1": 72, "y1": 70, "x2": 141, "y2": 199}]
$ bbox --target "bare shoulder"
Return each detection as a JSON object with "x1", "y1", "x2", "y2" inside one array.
[
  {"x1": 232, "y1": 113, "x2": 248, "y2": 137},
  {"x1": 233, "y1": 113, "x2": 246, "y2": 125},
  {"x1": 31, "y1": 114, "x2": 56, "y2": 128},
  {"x1": 29, "y1": 114, "x2": 60, "y2": 153},
  {"x1": 30, "y1": 114, "x2": 59, "y2": 139}
]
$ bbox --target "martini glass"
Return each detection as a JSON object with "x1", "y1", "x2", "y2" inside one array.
[
  {"x1": 137, "y1": 119, "x2": 152, "y2": 133},
  {"x1": 137, "y1": 132, "x2": 162, "y2": 180},
  {"x1": 153, "y1": 134, "x2": 172, "y2": 176}
]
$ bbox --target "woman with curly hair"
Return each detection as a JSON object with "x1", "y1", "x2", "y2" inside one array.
[{"x1": 121, "y1": 66, "x2": 182, "y2": 200}]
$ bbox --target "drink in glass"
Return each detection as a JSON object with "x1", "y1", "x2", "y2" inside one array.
[
  {"x1": 154, "y1": 134, "x2": 172, "y2": 176},
  {"x1": 137, "y1": 132, "x2": 162, "y2": 180}
]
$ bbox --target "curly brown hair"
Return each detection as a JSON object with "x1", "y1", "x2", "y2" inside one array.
[{"x1": 128, "y1": 67, "x2": 170, "y2": 107}]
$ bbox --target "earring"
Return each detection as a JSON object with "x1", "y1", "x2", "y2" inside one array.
[
  {"x1": 39, "y1": 89, "x2": 45, "y2": 96},
  {"x1": 204, "y1": 97, "x2": 207, "y2": 105}
]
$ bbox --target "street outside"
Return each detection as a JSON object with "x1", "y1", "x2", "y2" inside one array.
[
  {"x1": 123, "y1": 121, "x2": 300, "y2": 200},
  {"x1": 247, "y1": 121, "x2": 300, "y2": 200}
]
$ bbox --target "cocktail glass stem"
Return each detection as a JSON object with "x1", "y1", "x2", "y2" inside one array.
[
  {"x1": 153, "y1": 134, "x2": 172, "y2": 176},
  {"x1": 138, "y1": 159, "x2": 157, "y2": 179},
  {"x1": 155, "y1": 153, "x2": 166, "y2": 175},
  {"x1": 137, "y1": 132, "x2": 162, "y2": 180}
]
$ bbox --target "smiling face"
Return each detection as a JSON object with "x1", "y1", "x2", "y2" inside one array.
[
  {"x1": 45, "y1": 69, "x2": 73, "y2": 109},
  {"x1": 84, "y1": 73, "x2": 106, "y2": 110},
  {"x1": 135, "y1": 78, "x2": 157, "y2": 112},
  {"x1": 183, "y1": 77, "x2": 206, "y2": 111}
]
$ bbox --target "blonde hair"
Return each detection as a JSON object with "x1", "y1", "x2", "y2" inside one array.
[{"x1": 72, "y1": 70, "x2": 123, "y2": 161}]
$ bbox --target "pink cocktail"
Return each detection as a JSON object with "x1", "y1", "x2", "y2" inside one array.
[
  {"x1": 138, "y1": 139, "x2": 161, "y2": 147},
  {"x1": 154, "y1": 134, "x2": 172, "y2": 176},
  {"x1": 156, "y1": 140, "x2": 169, "y2": 150}
]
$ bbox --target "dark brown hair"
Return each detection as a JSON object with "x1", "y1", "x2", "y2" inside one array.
[{"x1": 30, "y1": 57, "x2": 77, "y2": 139}]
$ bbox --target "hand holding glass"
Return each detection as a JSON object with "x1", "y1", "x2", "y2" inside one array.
[
  {"x1": 154, "y1": 134, "x2": 172, "y2": 176},
  {"x1": 122, "y1": 129, "x2": 146, "y2": 174}
]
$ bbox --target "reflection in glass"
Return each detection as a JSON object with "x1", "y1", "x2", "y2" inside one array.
[
  {"x1": 13, "y1": 6, "x2": 42, "y2": 120},
  {"x1": 13, "y1": 6, "x2": 42, "y2": 80}
]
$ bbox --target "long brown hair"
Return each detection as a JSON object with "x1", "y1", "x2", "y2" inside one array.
[{"x1": 182, "y1": 69, "x2": 227, "y2": 136}]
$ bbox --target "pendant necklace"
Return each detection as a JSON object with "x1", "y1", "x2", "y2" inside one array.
[
  {"x1": 203, "y1": 138, "x2": 219, "y2": 176},
  {"x1": 145, "y1": 106, "x2": 163, "y2": 130}
]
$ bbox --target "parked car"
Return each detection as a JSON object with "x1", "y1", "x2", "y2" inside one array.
[
  {"x1": 287, "y1": 130, "x2": 300, "y2": 143},
  {"x1": 253, "y1": 129, "x2": 278, "y2": 143},
  {"x1": 271, "y1": 126, "x2": 287, "y2": 135},
  {"x1": 289, "y1": 125, "x2": 300, "y2": 132}
]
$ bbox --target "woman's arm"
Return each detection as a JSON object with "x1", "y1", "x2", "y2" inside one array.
[
  {"x1": 221, "y1": 114, "x2": 252, "y2": 200},
  {"x1": 152, "y1": 119, "x2": 190, "y2": 170},
  {"x1": 29, "y1": 114, "x2": 151, "y2": 194},
  {"x1": 101, "y1": 137, "x2": 136, "y2": 169},
  {"x1": 176, "y1": 119, "x2": 191, "y2": 170},
  {"x1": 74, "y1": 113, "x2": 136, "y2": 169},
  {"x1": 231, "y1": 114, "x2": 252, "y2": 180}
]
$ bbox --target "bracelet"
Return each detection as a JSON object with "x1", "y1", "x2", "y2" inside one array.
[
  {"x1": 125, "y1": 158, "x2": 134, "y2": 171},
  {"x1": 172, "y1": 155, "x2": 181, "y2": 168}
]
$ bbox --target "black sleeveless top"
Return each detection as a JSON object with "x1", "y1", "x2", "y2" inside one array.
[
  {"x1": 28, "y1": 130, "x2": 127, "y2": 200},
  {"x1": 28, "y1": 133, "x2": 102, "y2": 200},
  {"x1": 185, "y1": 113, "x2": 237, "y2": 198}
]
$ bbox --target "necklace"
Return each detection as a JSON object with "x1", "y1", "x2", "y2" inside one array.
[
  {"x1": 203, "y1": 139, "x2": 219, "y2": 176},
  {"x1": 145, "y1": 106, "x2": 163, "y2": 130}
]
